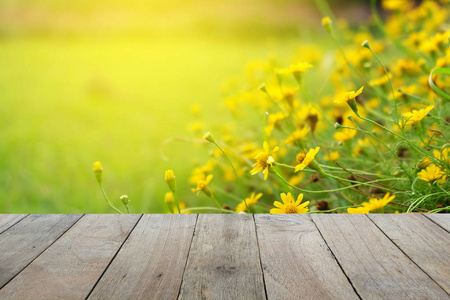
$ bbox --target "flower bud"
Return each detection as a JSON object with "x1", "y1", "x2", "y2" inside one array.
[
  {"x1": 164, "y1": 192, "x2": 174, "y2": 203},
  {"x1": 120, "y1": 195, "x2": 129, "y2": 205},
  {"x1": 258, "y1": 83, "x2": 267, "y2": 93},
  {"x1": 93, "y1": 161, "x2": 103, "y2": 184},
  {"x1": 362, "y1": 40, "x2": 370, "y2": 49},
  {"x1": 322, "y1": 17, "x2": 332, "y2": 34},
  {"x1": 165, "y1": 169, "x2": 176, "y2": 193},
  {"x1": 203, "y1": 132, "x2": 216, "y2": 144}
]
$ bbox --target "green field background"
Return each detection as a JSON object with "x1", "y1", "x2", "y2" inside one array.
[{"x1": 0, "y1": 0, "x2": 364, "y2": 213}]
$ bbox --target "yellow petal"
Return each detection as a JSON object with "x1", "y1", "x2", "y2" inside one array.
[
  {"x1": 273, "y1": 201, "x2": 284, "y2": 208},
  {"x1": 263, "y1": 141, "x2": 269, "y2": 153}
]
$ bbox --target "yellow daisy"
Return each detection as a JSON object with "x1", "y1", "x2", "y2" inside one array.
[
  {"x1": 270, "y1": 192, "x2": 309, "y2": 214},
  {"x1": 401, "y1": 105, "x2": 434, "y2": 126},
  {"x1": 347, "y1": 206, "x2": 370, "y2": 214},
  {"x1": 251, "y1": 141, "x2": 279, "y2": 180},
  {"x1": 418, "y1": 165, "x2": 447, "y2": 183},
  {"x1": 276, "y1": 62, "x2": 313, "y2": 75},
  {"x1": 334, "y1": 86, "x2": 364, "y2": 104},
  {"x1": 283, "y1": 127, "x2": 310, "y2": 145},
  {"x1": 191, "y1": 174, "x2": 213, "y2": 195},
  {"x1": 362, "y1": 192, "x2": 395, "y2": 211},
  {"x1": 236, "y1": 192, "x2": 263, "y2": 213},
  {"x1": 295, "y1": 147, "x2": 320, "y2": 172}
]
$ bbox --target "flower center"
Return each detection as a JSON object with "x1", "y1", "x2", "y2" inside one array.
[
  {"x1": 296, "y1": 152, "x2": 306, "y2": 164},
  {"x1": 284, "y1": 202, "x2": 298, "y2": 214},
  {"x1": 259, "y1": 154, "x2": 270, "y2": 168}
]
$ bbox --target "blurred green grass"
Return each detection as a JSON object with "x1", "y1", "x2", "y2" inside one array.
[{"x1": 0, "y1": 34, "x2": 303, "y2": 213}]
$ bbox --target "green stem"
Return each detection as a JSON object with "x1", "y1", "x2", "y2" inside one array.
[
  {"x1": 212, "y1": 141, "x2": 252, "y2": 213},
  {"x1": 274, "y1": 169, "x2": 405, "y2": 194},
  {"x1": 99, "y1": 183, "x2": 123, "y2": 214},
  {"x1": 324, "y1": 172, "x2": 398, "y2": 193},
  {"x1": 363, "y1": 41, "x2": 398, "y2": 119},
  {"x1": 173, "y1": 185, "x2": 182, "y2": 215},
  {"x1": 210, "y1": 193, "x2": 223, "y2": 209}
]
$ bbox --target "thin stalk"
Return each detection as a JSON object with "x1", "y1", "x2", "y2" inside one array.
[
  {"x1": 99, "y1": 183, "x2": 123, "y2": 214},
  {"x1": 212, "y1": 141, "x2": 252, "y2": 213},
  {"x1": 274, "y1": 169, "x2": 405, "y2": 194}
]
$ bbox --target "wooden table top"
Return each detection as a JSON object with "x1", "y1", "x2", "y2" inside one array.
[{"x1": 0, "y1": 214, "x2": 448, "y2": 299}]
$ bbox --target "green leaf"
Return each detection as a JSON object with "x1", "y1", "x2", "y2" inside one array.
[{"x1": 429, "y1": 68, "x2": 450, "y2": 101}]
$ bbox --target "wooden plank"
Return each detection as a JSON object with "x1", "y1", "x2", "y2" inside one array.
[
  {"x1": 369, "y1": 214, "x2": 450, "y2": 294},
  {"x1": 88, "y1": 214, "x2": 197, "y2": 300},
  {"x1": 424, "y1": 214, "x2": 450, "y2": 232},
  {"x1": 312, "y1": 214, "x2": 449, "y2": 300},
  {"x1": 0, "y1": 215, "x2": 27, "y2": 234},
  {"x1": 254, "y1": 215, "x2": 359, "y2": 300},
  {"x1": 178, "y1": 214, "x2": 266, "y2": 300},
  {"x1": 0, "y1": 214, "x2": 82, "y2": 289},
  {"x1": 0, "y1": 214, "x2": 141, "y2": 299}
]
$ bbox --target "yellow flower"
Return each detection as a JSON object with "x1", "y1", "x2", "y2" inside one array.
[
  {"x1": 295, "y1": 147, "x2": 320, "y2": 172},
  {"x1": 322, "y1": 16, "x2": 331, "y2": 27},
  {"x1": 164, "y1": 192, "x2": 174, "y2": 203},
  {"x1": 418, "y1": 157, "x2": 433, "y2": 169},
  {"x1": 188, "y1": 161, "x2": 214, "y2": 184},
  {"x1": 165, "y1": 169, "x2": 176, "y2": 192},
  {"x1": 324, "y1": 151, "x2": 340, "y2": 162},
  {"x1": 333, "y1": 119, "x2": 357, "y2": 142},
  {"x1": 382, "y1": 0, "x2": 413, "y2": 11},
  {"x1": 334, "y1": 86, "x2": 364, "y2": 104},
  {"x1": 270, "y1": 193, "x2": 309, "y2": 214},
  {"x1": 362, "y1": 192, "x2": 395, "y2": 211},
  {"x1": 401, "y1": 105, "x2": 434, "y2": 126},
  {"x1": 191, "y1": 174, "x2": 213, "y2": 196},
  {"x1": 283, "y1": 127, "x2": 310, "y2": 145},
  {"x1": 236, "y1": 192, "x2": 263, "y2": 213},
  {"x1": 93, "y1": 161, "x2": 103, "y2": 184},
  {"x1": 251, "y1": 141, "x2": 279, "y2": 180},
  {"x1": 433, "y1": 148, "x2": 449, "y2": 161},
  {"x1": 347, "y1": 206, "x2": 370, "y2": 214},
  {"x1": 369, "y1": 73, "x2": 391, "y2": 86},
  {"x1": 265, "y1": 112, "x2": 286, "y2": 136},
  {"x1": 418, "y1": 165, "x2": 447, "y2": 183},
  {"x1": 276, "y1": 62, "x2": 313, "y2": 75}
]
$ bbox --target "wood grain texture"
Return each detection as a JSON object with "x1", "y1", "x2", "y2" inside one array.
[
  {"x1": 0, "y1": 215, "x2": 27, "y2": 234},
  {"x1": 424, "y1": 214, "x2": 450, "y2": 232},
  {"x1": 0, "y1": 214, "x2": 82, "y2": 289},
  {"x1": 312, "y1": 214, "x2": 449, "y2": 300},
  {"x1": 178, "y1": 214, "x2": 266, "y2": 300},
  {"x1": 255, "y1": 215, "x2": 359, "y2": 300},
  {"x1": 88, "y1": 214, "x2": 197, "y2": 300},
  {"x1": 0, "y1": 214, "x2": 141, "y2": 299},
  {"x1": 369, "y1": 214, "x2": 450, "y2": 294}
]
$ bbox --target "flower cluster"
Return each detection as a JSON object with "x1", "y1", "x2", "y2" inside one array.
[
  {"x1": 176, "y1": 0, "x2": 450, "y2": 215},
  {"x1": 93, "y1": 0, "x2": 450, "y2": 215}
]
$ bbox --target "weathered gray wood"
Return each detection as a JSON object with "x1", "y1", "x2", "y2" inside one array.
[
  {"x1": 255, "y1": 215, "x2": 359, "y2": 300},
  {"x1": 0, "y1": 215, "x2": 27, "y2": 234},
  {"x1": 178, "y1": 214, "x2": 266, "y2": 300},
  {"x1": 88, "y1": 214, "x2": 197, "y2": 300},
  {"x1": 0, "y1": 214, "x2": 141, "y2": 299},
  {"x1": 369, "y1": 214, "x2": 450, "y2": 294},
  {"x1": 312, "y1": 214, "x2": 449, "y2": 300},
  {"x1": 424, "y1": 214, "x2": 450, "y2": 232},
  {"x1": 0, "y1": 214, "x2": 82, "y2": 289}
]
